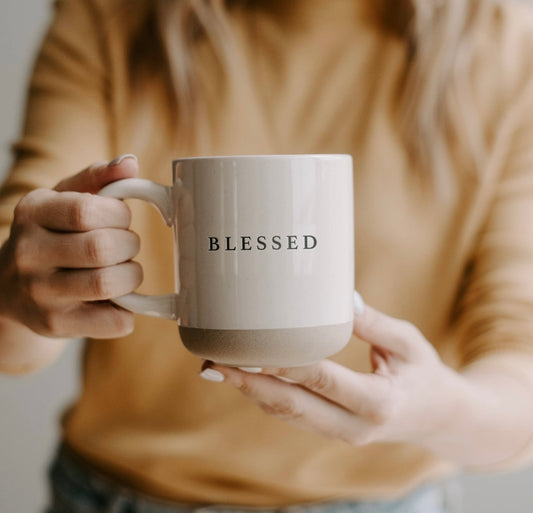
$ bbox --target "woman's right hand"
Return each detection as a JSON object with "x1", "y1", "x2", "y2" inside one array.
[{"x1": 0, "y1": 155, "x2": 143, "y2": 339}]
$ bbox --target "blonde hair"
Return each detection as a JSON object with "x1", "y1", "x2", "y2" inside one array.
[
  {"x1": 395, "y1": 0, "x2": 489, "y2": 189},
  {"x1": 127, "y1": 0, "x2": 492, "y2": 189}
]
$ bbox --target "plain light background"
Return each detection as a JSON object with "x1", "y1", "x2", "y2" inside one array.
[{"x1": 1, "y1": 1, "x2": 533, "y2": 512}]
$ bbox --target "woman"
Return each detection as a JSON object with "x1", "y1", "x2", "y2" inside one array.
[{"x1": 1, "y1": 0, "x2": 533, "y2": 512}]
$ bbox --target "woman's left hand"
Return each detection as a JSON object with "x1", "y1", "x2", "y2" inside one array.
[{"x1": 200, "y1": 302, "x2": 467, "y2": 450}]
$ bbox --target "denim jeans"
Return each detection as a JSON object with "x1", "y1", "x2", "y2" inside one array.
[{"x1": 46, "y1": 445, "x2": 462, "y2": 513}]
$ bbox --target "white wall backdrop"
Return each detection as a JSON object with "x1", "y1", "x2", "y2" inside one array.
[
  {"x1": 1, "y1": 1, "x2": 533, "y2": 512},
  {"x1": 0, "y1": 3, "x2": 82, "y2": 512}
]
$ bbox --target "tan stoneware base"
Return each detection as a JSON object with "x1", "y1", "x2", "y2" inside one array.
[{"x1": 179, "y1": 321, "x2": 353, "y2": 367}]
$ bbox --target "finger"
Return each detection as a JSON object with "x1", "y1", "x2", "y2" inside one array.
[
  {"x1": 54, "y1": 154, "x2": 138, "y2": 193},
  {"x1": 208, "y1": 365, "x2": 375, "y2": 446},
  {"x1": 21, "y1": 189, "x2": 131, "y2": 232},
  {"x1": 31, "y1": 228, "x2": 140, "y2": 269},
  {"x1": 352, "y1": 304, "x2": 430, "y2": 362},
  {"x1": 370, "y1": 347, "x2": 390, "y2": 375},
  {"x1": 42, "y1": 261, "x2": 143, "y2": 302},
  {"x1": 56, "y1": 302, "x2": 135, "y2": 339},
  {"x1": 263, "y1": 360, "x2": 391, "y2": 420}
]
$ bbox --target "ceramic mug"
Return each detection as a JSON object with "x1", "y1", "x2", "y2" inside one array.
[{"x1": 98, "y1": 154, "x2": 354, "y2": 367}]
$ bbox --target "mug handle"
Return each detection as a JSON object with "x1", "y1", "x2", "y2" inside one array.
[{"x1": 98, "y1": 178, "x2": 180, "y2": 321}]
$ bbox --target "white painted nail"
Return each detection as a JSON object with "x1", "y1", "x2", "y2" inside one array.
[
  {"x1": 353, "y1": 290, "x2": 365, "y2": 315},
  {"x1": 199, "y1": 368, "x2": 225, "y2": 382},
  {"x1": 238, "y1": 367, "x2": 263, "y2": 373},
  {"x1": 108, "y1": 153, "x2": 137, "y2": 167}
]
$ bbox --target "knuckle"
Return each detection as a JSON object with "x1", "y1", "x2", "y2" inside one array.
[
  {"x1": 399, "y1": 320, "x2": 420, "y2": 339},
  {"x1": 13, "y1": 189, "x2": 45, "y2": 223},
  {"x1": 261, "y1": 397, "x2": 303, "y2": 420},
  {"x1": 90, "y1": 268, "x2": 114, "y2": 299},
  {"x1": 235, "y1": 374, "x2": 255, "y2": 396},
  {"x1": 130, "y1": 231, "x2": 141, "y2": 256},
  {"x1": 303, "y1": 368, "x2": 334, "y2": 395},
  {"x1": 117, "y1": 201, "x2": 132, "y2": 227},
  {"x1": 71, "y1": 195, "x2": 95, "y2": 231},
  {"x1": 395, "y1": 321, "x2": 423, "y2": 358},
  {"x1": 27, "y1": 277, "x2": 46, "y2": 302},
  {"x1": 131, "y1": 262, "x2": 144, "y2": 288},
  {"x1": 362, "y1": 311, "x2": 381, "y2": 339},
  {"x1": 108, "y1": 309, "x2": 134, "y2": 336},
  {"x1": 38, "y1": 309, "x2": 64, "y2": 337},
  {"x1": 12, "y1": 234, "x2": 34, "y2": 272},
  {"x1": 13, "y1": 199, "x2": 30, "y2": 224},
  {"x1": 85, "y1": 231, "x2": 112, "y2": 265}
]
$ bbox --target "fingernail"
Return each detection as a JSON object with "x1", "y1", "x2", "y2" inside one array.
[
  {"x1": 238, "y1": 367, "x2": 262, "y2": 373},
  {"x1": 108, "y1": 154, "x2": 137, "y2": 167},
  {"x1": 199, "y1": 368, "x2": 225, "y2": 383},
  {"x1": 354, "y1": 290, "x2": 365, "y2": 315}
]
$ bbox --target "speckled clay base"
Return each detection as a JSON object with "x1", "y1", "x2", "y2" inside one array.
[{"x1": 179, "y1": 321, "x2": 353, "y2": 367}]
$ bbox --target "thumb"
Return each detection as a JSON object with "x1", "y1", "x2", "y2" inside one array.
[{"x1": 54, "y1": 154, "x2": 138, "y2": 193}]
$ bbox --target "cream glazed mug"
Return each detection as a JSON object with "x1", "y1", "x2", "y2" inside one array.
[{"x1": 98, "y1": 154, "x2": 355, "y2": 367}]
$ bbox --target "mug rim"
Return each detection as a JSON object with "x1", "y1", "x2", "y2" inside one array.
[{"x1": 172, "y1": 153, "x2": 352, "y2": 165}]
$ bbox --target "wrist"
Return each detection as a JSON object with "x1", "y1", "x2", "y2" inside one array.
[
  {"x1": 0, "y1": 316, "x2": 69, "y2": 374},
  {"x1": 416, "y1": 359, "x2": 533, "y2": 467},
  {"x1": 460, "y1": 358, "x2": 533, "y2": 466},
  {"x1": 412, "y1": 364, "x2": 476, "y2": 458}
]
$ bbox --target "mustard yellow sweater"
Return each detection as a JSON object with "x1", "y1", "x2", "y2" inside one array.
[{"x1": 2, "y1": 0, "x2": 533, "y2": 506}]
